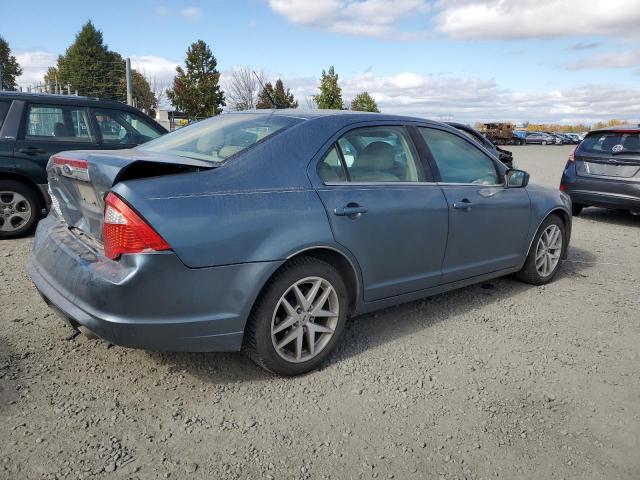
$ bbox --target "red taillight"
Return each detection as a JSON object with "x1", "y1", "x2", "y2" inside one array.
[
  {"x1": 52, "y1": 155, "x2": 90, "y2": 181},
  {"x1": 559, "y1": 184, "x2": 567, "y2": 192},
  {"x1": 103, "y1": 192, "x2": 170, "y2": 260}
]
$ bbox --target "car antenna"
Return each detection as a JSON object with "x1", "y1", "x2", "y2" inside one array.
[{"x1": 253, "y1": 71, "x2": 276, "y2": 109}]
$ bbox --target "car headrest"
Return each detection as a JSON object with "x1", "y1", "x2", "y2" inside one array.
[
  {"x1": 623, "y1": 135, "x2": 639, "y2": 150},
  {"x1": 354, "y1": 141, "x2": 395, "y2": 171},
  {"x1": 54, "y1": 122, "x2": 67, "y2": 137}
]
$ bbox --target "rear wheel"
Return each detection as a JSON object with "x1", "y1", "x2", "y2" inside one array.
[
  {"x1": 0, "y1": 180, "x2": 42, "y2": 239},
  {"x1": 515, "y1": 215, "x2": 565, "y2": 285},
  {"x1": 571, "y1": 203, "x2": 584, "y2": 216},
  {"x1": 244, "y1": 256, "x2": 348, "y2": 376}
]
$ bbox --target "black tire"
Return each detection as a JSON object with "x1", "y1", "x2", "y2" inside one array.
[
  {"x1": 243, "y1": 256, "x2": 349, "y2": 376},
  {"x1": 0, "y1": 180, "x2": 43, "y2": 239},
  {"x1": 514, "y1": 214, "x2": 565, "y2": 286},
  {"x1": 571, "y1": 203, "x2": 584, "y2": 216}
]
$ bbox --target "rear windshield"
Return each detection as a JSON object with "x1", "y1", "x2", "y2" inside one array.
[
  {"x1": 0, "y1": 101, "x2": 10, "y2": 130},
  {"x1": 579, "y1": 131, "x2": 640, "y2": 155},
  {"x1": 138, "y1": 113, "x2": 302, "y2": 163}
]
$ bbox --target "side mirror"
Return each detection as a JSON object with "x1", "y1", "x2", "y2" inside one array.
[{"x1": 505, "y1": 169, "x2": 529, "y2": 188}]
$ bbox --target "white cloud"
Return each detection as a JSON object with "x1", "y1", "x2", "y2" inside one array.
[
  {"x1": 129, "y1": 55, "x2": 179, "y2": 85},
  {"x1": 154, "y1": 5, "x2": 202, "y2": 22},
  {"x1": 268, "y1": 0, "x2": 430, "y2": 38},
  {"x1": 273, "y1": 69, "x2": 640, "y2": 123},
  {"x1": 435, "y1": 0, "x2": 640, "y2": 40},
  {"x1": 14, "y1": 50, "x2": 58, "y2": 88},
  {"x1": 566, "y1": 49, "x2": 640, "y2": 70}
]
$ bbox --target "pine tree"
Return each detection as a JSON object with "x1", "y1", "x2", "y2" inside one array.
[
  {"x1": 48, "y1": 21, "x2": 125, "y2": 99},
  {"x1": 350, "y1": 92, "x2": 380, "y2": 112},
  {"x1": 0, "y1": 36, "x2": 23, "y2": 90},
  {"x1": 126, "y1": 70, "x2": 157, "y2": 113},
  {"x1": 314, "y1": 66, "x2": 343, "y2": 110},
  {"x1": 167, "y1": 40, "x2": 225, "y2": 119},
  {"x1": 256, "y1": 79, "x2": 298, "y2": 109}
]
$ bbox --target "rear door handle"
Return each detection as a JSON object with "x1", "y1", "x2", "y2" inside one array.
[
  {"x1": 18, "y1": 147, "x2": 46, "y2": 155},
  {"x1": 334, "y1": 204, "x2": 368, "y2": 217},
  {"x1": 453, "y1": 199, "x2": 473, "y2": 211}
]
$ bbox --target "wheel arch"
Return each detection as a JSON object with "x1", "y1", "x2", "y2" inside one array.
[
  {"x1": 525, "y1": 207, "x2": 571, "y2": 261},
  {"x1": 0, "y1": 171, "x2": 47, "y2": 212}
]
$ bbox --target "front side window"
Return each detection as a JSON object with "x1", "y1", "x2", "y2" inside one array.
[
  {"x1": 139, "y1": 113, "x2": 301, "y2": 163},
  {"x1": 25, "y1": 104, "x2": 93, "y2": 142},
  {"x1": 419, "y1": 128, "x2": 499, "y2": 185},
  {"x1": 332, "y1": 126, "x2": 423, "y2": 183},
  {"x1": 94, "y1": 109, "x2": 162, "y2": 145}
]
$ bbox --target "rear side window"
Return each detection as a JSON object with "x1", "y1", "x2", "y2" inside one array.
[
  {"x1": 94, "y1": 109, "x2": 163, "y2": 145},
  {"x1": 419, "y1": 127, "x2": 499, "y2": 185},
  {"x1": 318, "y1": 146, "x2": 347, "y2": 183},
  {"x1": 579, "y1": 131, "x2": 640, "y2": 155},
  {"x1": 335, "y1": 126, "x2": 423, "y2": 183},
  {"x1": 0, "y1": 101, "x2": 9, "y2": 130},
  {"x1": 26, "y1": 104, "x2": 93, "y2": 142}
]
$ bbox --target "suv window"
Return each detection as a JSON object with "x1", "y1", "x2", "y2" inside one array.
[
  {"x1": 94, "y1": 109, "x2": 162, "y2": 144},
  {"x1": 0, "y1": 101, "x2": 9, "y2": 130},
  {"x1": 419, "y1": 128, "x2": 499, "y2": 185},
  {"x1": 25, "y1": 104, "x2": 93, "y2": 142},
  {"x1": 329, "y1": 126, "x2": 422, "y2": 183}
]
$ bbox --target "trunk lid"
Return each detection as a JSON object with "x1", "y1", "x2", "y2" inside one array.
[
  {"x1": 576, "y1": 153, "x2": 640, "y2": 180},
  {"x1": 47, "y1": 149, "x2": 213, "y2": 241}
]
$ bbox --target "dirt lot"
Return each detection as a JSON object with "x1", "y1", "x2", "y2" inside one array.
[{"x1": 1, "y1": 145, "x2": 639, "y2": 480}]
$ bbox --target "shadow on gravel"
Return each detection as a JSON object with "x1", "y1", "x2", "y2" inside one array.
[
  {"x1": 153, "y1": 247, "x2": 597, "y2": 383},
  {"x1": 578, "y1": 207, "x2": 640, "y2": 228}
]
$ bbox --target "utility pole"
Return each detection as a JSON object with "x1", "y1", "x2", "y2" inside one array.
[
  {"x1": 125, "y1": 58, "x2": 133, "y2": 106},
  {"x1": 0, "y1": 62, "x2": 4, "y2": 91}
]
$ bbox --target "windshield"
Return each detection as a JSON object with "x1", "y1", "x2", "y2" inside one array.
[
  {"x1": 138, "y1": 113, "x2": 302, "y2": 163},
  {"x1": 579, "y1": 131, "x2": 640, "y2": 155}
]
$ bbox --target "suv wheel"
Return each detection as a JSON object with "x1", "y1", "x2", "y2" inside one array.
[
  {"x1": 0, "y1": 180, "x2": 42, "y2": 239},
  {"x1": 244, "y1": 256, "x2": 348, "y2": 376},
  {"x1": 515, "y1": 215, "x2": 565, "y2": 285}
]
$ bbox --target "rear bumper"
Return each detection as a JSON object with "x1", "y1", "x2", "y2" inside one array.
[
  {"x1": 28, "y1": 214, "x2": 281, "y2": 352},
  {"x1": 561, "y1": 171, "x2": 640, "y2": 211}
]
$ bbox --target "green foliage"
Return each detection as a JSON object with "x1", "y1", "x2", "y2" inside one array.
[
  {"x1": 167, "y1": 40, "x2": 225, "y2": 119},
  {"x1": 0, "y1": 36, "x2": 23, "y2": 90},
  {"x1": 314, "y1": 66, "x2": 343, "y2": 110},
  {"x1": 127, "y1": 70, "x2": 156, "y2": 113},
  {"x1": 47, "y1": 21, "x2": 125, "y2": 99},
  {"x1": 350, "y1": 92, "x2": 380, "y2": 112},
  {"x1": 256, "y1": 79, "x2": 298, "y2": 109}
]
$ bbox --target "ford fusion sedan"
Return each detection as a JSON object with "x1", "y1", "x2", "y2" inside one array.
[
  {"x1": 560, "y1": 125, "x2": 640, "y2": 216},
  {"x1": 525, "y1": 132, "x2": 556, "y2": 145},
  {"x1": 29, "y1": 111, "x2": 572, "y2": 376}
]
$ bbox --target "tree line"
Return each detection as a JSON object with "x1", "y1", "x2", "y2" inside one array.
[{"x1": 0, "y1": 22, "x2": 379, "y2": 119}]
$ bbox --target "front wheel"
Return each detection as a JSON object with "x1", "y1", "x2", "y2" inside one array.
[
  {"x1": 515, "y1": 215, "x2": 565, "y2": 285},
  {"x1": 244, "y1": 256, "x2": 349, "y2": 376}
]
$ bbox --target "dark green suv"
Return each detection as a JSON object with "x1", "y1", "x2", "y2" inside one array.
[{"x1": 0, "y1": 92, "x2": 167, "y2": 238}]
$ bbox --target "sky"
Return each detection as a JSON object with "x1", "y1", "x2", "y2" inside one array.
[{"x1": 2, "y1": 0, "x2": 640, "y2": 124}]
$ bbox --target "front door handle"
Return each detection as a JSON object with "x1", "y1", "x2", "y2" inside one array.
[
  {"x1": 334, "y1": 204, "x2": 368, "y2": 217},
  {"x1": 18, "y1": 147, "x2": 46, "y2": 155},
  {"x1": 453, "y1": 199, "x2": 473, "y2": 211}
]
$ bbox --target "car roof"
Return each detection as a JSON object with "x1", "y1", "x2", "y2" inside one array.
[
  {"x1": 589, "y1": 124, "x2": 640, "y2": 134},
  {"x1": 226, "y1": 108, "x2": 432, "y2": 123},
  {"x1": 0, "y1": 91, "x2": 137, "y2": 110}
]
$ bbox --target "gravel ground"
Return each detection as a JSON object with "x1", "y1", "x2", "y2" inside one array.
[{"x1": 1, "y1": 145, "x2": 639, "y2": 480}]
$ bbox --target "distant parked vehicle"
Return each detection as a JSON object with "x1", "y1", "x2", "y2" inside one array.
[
  {"x1": 446, "y1": 122, "x2": 514, "y2": 168},
  {"x1": 560, "y1": 125, "x2": 640, "y2": 216},
  {"x1": 525, "y1": 132, "x2": 556, "y2": 145},
  {"x1": 513, "y1": 130, "x2": 528, "y2": 145},
  {"x1": 552, "y1": 133, "x2": 573, "y2": 145},
  {"x1": 480, "y1": 122, "x2": 522, "y2": 145},
  {"x1": 564, "y1": 133, "x2": 581, "y2": 144},
  {"x1": 0, "y1": 92, "x2": 167, "y2": 238}
]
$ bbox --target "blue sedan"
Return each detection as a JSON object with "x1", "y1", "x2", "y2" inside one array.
[{"x1": 29, "y1": 111, "x2": 572, "y2": 375}]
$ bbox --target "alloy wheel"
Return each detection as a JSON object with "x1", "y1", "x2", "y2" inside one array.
[
  {"x1": 535, "y1": 224, "x2": 562, "y2": 277},
  {"x1": 0, "y1": 191, "x2": 32, "y2": 233},
  {"x1": 271, "y1": 276, "x2": 339, "y2": 363}
]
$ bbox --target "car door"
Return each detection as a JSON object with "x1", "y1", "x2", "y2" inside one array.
[
  {"x1": 312, "y1": 124, "x2": 449, "y2": 302},
  {"x1": 90, "y1": 108, "x2": 164, "y2": 150},
  {"x1": 417, "y1": 126, "x2": 531, "y2": 284},
  {"x1": 13, "y1": 103, "x2": 95, "y2": 185}
]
